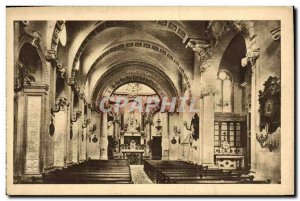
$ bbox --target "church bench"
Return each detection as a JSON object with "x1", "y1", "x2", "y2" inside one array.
[{"x1": 43, "y1": 160, "x2": 132, "y2": 184}]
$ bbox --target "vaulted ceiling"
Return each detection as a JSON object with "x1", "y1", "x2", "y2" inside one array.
[{"x1": 62, "y1": 21, "x2": 209, "y2": 99}]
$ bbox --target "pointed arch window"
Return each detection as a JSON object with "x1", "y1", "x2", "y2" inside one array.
[{"x1": 215, "y1": 71, "x2": 233, "y2": 113}]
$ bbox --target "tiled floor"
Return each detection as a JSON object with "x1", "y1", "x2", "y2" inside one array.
[{"x1": 130, "y1": 165, "x2": 153, "y2": 184}]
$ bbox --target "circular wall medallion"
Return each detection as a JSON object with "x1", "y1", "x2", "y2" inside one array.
[
  {"x1": 171, "y1": 137, "x2": 177, "y2": 144},
  {"x1": 92, "y1": 135, "x2": 98, "y2": 143}
]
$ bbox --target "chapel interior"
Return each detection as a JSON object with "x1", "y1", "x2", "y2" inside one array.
[{"x1": 13, "y1": 20, "x2": 281, "y2": 184}]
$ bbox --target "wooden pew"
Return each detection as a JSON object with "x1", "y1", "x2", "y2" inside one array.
[
  {"x1": 43, "y1": 160, "x2": 133, "y2": 184},
  {"x1": 143, "y1": 160, "x2": 270, "y2": 184}
]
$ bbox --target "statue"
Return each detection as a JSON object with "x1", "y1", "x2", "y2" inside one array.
[
  {"x1": 124, "y1": 111, "x2": 140, "y2": 132},
  {"x1": 184, "y1": 113, "x2": 200, "y2": 141}
]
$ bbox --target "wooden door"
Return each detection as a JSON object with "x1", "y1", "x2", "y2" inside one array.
[{"x1": 151, "y1": 136, "x2": 162, "y2": 160}]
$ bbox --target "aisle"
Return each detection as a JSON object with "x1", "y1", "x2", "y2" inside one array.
[{"x1": 130, "y1": 165, "x2": 153, "y2": 184}]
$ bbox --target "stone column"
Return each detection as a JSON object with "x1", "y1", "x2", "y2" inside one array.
[
  {"x1": 145, "y1": 122, "x2": 151, "y2": 157},
  {"x1": 114, "y1": 115, "x2": 120, "y2": 153},
  {"x1": 200, "y1": 86, "x2": 216, "y2": 167},
  {"x1": 240, "y1": 47, "x2": 260, "y2": 172},
  {"x1": 188, "y1": 39, "x2": 216, "y2": 168},
  {"x1": 161, "y1": 112, "x2": 169, "y2": 160},
  {"x1": 88, "y1": 111, "x2": 101, "y2": 159},
  {"x1": 250, "y1": 64, "x2": 258, "y2": 171},
  {"x1": 72, "y1": 120, "x2": 79, "y2": 163},
  {"x1": 100, "y1": 112, "x2": 108, "y2": 160},
  {"x1": 53, "y1": 104, "x2": 69, "y2": 167}
]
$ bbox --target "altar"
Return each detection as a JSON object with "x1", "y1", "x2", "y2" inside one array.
[
  {"x1": 118, "y1": 111, "x2": 146, "y2": 164},
  {"x1": 119, "y1": 135, "x2": 144, "y2": 164}
]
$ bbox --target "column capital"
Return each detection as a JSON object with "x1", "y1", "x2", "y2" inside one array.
[
  {"x1": 187, "y1": 39, "x2": 214, "y2": 73},
  {"x1": 200, "y1": 86, "x2": 217, "y2": 98},
  {"x1": 241, "y1": 48, "x2": 260, "y2": 67},
  {"x1": 67, "y1": 77, "x2": 76, "y2": 87},
  {"x1": 51, "y1": 97, "x2": 69, "y2": 114},
  {"x1": 45, "y1": 49, "x2": 57, "y2": 62}
]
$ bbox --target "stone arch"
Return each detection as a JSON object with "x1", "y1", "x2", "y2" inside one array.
[
  {"x1": 91, "y1": 61, "x2": 179, "y2": 104},
  {"x1": 203, "y1": 29, "x2": 251, "y2": 91}
]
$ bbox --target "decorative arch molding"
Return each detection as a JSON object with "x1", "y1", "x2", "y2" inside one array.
[
  {"x1": 70, "y1": 21, "x2": 191, "y2": 74},
  {"x1": 91, "y1": 61, "x2": 179, "y2": 103},
  {"x1": 50, "y1": 21, "x2": 65, "y2": 52},
  {"x1": 16, "y1": 31, "x2": 48, "y2": 91},
  {"x1": 45, "y1": 21, "x2": 66, "y2": 79},
  {"x1": 85, "y1": 40, "x2": 192, "y2": 94}
]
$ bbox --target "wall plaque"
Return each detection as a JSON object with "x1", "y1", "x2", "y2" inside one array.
[{"x1": 25, "y1": 96, "x2": 41, "y2": 174}]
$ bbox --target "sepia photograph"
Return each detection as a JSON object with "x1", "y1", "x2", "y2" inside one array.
[{"x1": 6, "y1": 6, "x2": 294, "y2": 196}]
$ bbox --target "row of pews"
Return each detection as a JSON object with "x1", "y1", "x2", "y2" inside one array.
[
  {"x1": 43, "y1": 160, "x2": 133, "y2": 184},
  {"x1": 144, "y1": 160, "x2": 271, "y2": 184}
]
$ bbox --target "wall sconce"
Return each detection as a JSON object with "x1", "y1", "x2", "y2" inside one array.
[
  {"x1": 89, "y1": 124, "x2": 96, "y2": 133},
  {"x1": 82, "y1": 118, "x2": 91, "y2": 128},
  {"x1": 173, "y1": 126, "x2": 180, "y2": 135},
  {"x1": 51, "y1": 97, "x2": 69, "y2": 114},
  {"x1": 49, "y1": 114, "x2": 55, "y2": 137},
  {"x1": 71, "y1": 111, "x2": 82, "y2": 123},
  {"x1": 155, "y1": 117, "x2": 162, "y2": 131}
]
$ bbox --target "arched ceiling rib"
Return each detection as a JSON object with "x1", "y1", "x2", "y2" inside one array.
[
  {"x1": 67, "y1": 21, "x2": 196, "y2": 76},
  {"x1": 64, "y1": 20, "x2": 210, "y2": 98}
]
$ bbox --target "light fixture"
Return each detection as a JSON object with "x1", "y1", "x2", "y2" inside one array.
[
  {"x1": 218, "y1": 71, "x2": 227, "y2": 80},
  {"x1": 155, "y1": 115, "x2": 162, "y2": 131}
]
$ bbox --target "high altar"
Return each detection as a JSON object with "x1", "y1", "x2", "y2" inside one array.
[{"x1": 119, "y1": 111, "x2": 145, "y2": 164}]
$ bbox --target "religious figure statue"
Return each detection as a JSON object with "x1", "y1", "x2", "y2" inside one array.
[
  {"x1": 184, "y1": 113, "x2": 200, "y2": 141},
  {"x1": 220, "y1": 139, "x2": 231, "y2": 154},
  {"x1": 124, "y1": 111, "x2": 140, "y2": 132},
  {"x1": 129, "y1": 140, "x2": 137, "y2": 150}
]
